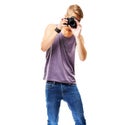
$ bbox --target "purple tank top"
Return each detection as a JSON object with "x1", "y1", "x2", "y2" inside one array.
[{"x1": 43, "y1": 32, "x2": 76, "y2": 84}]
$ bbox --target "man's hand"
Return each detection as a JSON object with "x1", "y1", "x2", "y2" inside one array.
[
  {"x1": 57, "y1": 18, "x2": 68, "y2": 30},
  {"x1": 70, "y1": 20, "x2": 82, "y2": 38}
]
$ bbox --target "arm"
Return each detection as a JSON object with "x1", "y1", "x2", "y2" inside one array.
[
  {"x1": 40, "y1": 24, "x2": 58, "y2": 52},
  {"x1": 76, "y1": 34, "x2": 87, "y2": 61},
  {"x1": 40, "y1": 18, "x2": 67, "y2": 52},
  {"x1": 71, "y1": 21, "x2": 87, "y2": 61}
]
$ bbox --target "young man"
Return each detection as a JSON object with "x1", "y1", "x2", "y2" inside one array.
[{"x1": 41, "y1": 4, "x2": 87, "y2": 125}]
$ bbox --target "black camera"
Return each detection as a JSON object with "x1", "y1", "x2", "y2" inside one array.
[{"x1": 66, "y1": 17, "x2": 77, "y2": 28}]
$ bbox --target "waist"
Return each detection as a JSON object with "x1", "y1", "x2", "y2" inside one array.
[{"x1": 47, "y1": 80, "x2": 75, "y2": 86}]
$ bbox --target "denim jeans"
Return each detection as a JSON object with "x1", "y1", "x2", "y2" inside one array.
[{"x1": 45, "y1": 81, "x2": 86, "y2": 125}]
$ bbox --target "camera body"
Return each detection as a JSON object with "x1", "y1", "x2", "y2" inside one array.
[{"x1": 66, "y1": 17, "x2": 77, "y2": 28}]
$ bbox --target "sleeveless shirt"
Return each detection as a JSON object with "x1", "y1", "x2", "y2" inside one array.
[{"x1": 43, "y1": 32, "x2": 76, "y2": 84}]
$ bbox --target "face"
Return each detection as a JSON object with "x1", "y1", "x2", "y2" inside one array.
[{"x1": 63, "y1": 12, "x2": 80, "y2": 31}]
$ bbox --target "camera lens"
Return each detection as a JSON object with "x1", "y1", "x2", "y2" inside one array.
[{"x1": 67, "y1": 17, "x2": 77, "y2": 28}]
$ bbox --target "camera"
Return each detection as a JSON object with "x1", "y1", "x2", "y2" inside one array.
[{"x1": 66, "y1": 17, "x2": 77, "y2": 28}]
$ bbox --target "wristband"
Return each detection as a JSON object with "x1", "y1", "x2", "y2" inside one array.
[{"x1": 55, "y1": 27, "x2": 61, "y2": 33}]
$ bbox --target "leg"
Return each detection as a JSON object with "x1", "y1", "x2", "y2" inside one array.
[
  {"x1": 45, "y1": 82, "x2": 62, "y2": 125},
  {"x1": 63, "y1": 84, "x2": 86, "y2": 125}
]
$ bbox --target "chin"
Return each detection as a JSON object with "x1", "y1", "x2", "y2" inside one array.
[{"x1": 65, "y1": 26, "x2": 71, "y2": 31}]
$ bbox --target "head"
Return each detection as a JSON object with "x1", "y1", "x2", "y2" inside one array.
[{"x1": 65, "y1": 4, "x2": 83, "y2": 22}]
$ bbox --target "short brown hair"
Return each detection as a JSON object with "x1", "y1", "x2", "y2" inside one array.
[{"x1": 66, "y1": 4, "x2": 83, "y2": 19}]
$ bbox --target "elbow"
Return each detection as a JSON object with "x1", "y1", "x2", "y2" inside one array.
[
  {"x1": 40, "y1": 42, "x2": 47, "y2": 52},
  {"x1": 41, "y1": 46, "x2": 47, "y2": 52},
  {"x1": 80, "y1": 52, "x2": 87, "y2": 61},
  {"x1": 80, "y1": 57, "x2": 86, "y2": 61}
]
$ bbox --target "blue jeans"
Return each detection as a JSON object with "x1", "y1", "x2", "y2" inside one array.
[{"x1": 45, "y1": 81, "x2": 86, "y2": 125}]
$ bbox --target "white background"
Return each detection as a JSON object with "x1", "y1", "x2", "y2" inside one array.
[{"x1": 0, "y1": 0, "x2": 120, "y2": 125}]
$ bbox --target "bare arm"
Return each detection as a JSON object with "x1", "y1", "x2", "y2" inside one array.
[
  {"x1": 40, "y1": 24, "x2": 58, "y2": 52},
  {"x1": 76, "y1": 34, "x2": 87, "y2": 61},
  {"x1": 40, "y1": 18, "x2": 67, "y2": 52},
  {"x1": 71, "y1": 21, "x2": 87, "y2": 61}
]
